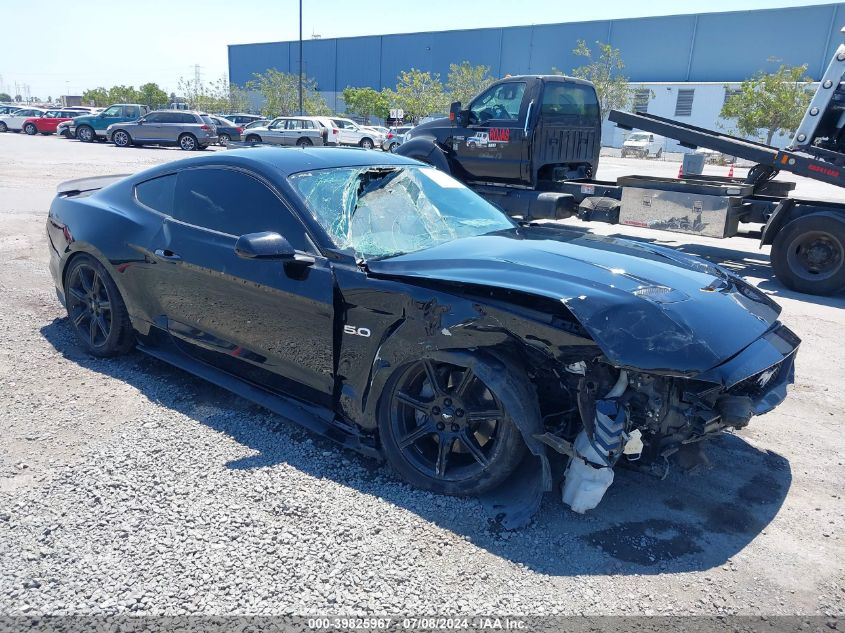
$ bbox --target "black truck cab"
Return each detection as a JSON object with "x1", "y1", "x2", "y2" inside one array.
[{"x1": 399, "y1": 75, "x2": 601, "y2": 188}]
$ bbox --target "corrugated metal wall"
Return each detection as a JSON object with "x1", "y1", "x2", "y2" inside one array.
[{"x1": 229, "y1": 3, "x2": 845, "y2": 91}]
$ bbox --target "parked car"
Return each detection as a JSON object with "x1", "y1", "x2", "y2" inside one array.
[
  {"x1": 223, "y1": 113, "x2": 264, "y2": 126},
  {"x1": 302, "y1": 116, "x2": 341, "y2": 145},
  {"x1": 22, "y1": 108, "x2": 92, "y2": 136},
  {"x1": 328, "y1": 117, "x2": 384, "y2": 149},
  {"x1": 382, "y1": 125, "x2": 414, "y2": 152},
  {"x1": 621, "y1": 132, "x2": 665, "y2": 158},
  {"x1": 363, "y1": 125, "x2": 389, "y2": 136},
  {"x1": 56, "y1": 119, "x2": 74, "y2": 138},
  {"x1": 46, "y1": 147, "x2": 799, "y2": 518},
  {"x1": 207, "y1": 115, "x2": 242, "y2": 145},
  {"x1": 0, "y1": 105, "x2": 21, "y2": 116},
  {"x1": 70, "y1": 104, "x2": 150, "y2": 142},
  {"x1": 106, "y1": 110, "x2": 218, "y2": 150},
  {"x1": 0, "y1": 107, "x2": 45, "y2": 132},
  {"x1": 242, "y1": 117, "x2": 325, "y2": 146},
  {"x1": 243, "y1": 118, "x2": 270, "y2": 130}
]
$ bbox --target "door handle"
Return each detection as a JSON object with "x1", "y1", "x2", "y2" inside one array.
[{"x1": 154, "y1": 249, "x2": 182, "y2": 262}]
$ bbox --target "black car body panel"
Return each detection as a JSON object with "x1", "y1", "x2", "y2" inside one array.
[{"x1": 46, "y1": 147, "x2": 799, "y2": 517}]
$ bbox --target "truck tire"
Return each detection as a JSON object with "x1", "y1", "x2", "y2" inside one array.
[
  {"x1": 771, "y1": 213, "x2": 845, "y2": 295},
  {"x1": 76, "y1": 125, "x2": 95, "y2": 143}
]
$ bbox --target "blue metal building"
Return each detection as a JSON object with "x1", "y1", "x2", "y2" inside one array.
[{"x1": 230, "y1": 4, "x2": 845, "y2": 100}]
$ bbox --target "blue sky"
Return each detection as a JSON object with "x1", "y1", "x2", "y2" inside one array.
[{"x1": 0, "y1": 0, "x2": 838, "y2": 98}]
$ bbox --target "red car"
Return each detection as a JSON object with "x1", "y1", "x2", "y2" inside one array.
[{"x1": 22, "y1": 108, "x2": 91, "y2": 136}]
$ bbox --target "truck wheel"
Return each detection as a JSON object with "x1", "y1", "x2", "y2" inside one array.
[
  {"x1": 76, "y1": 125, "x2": 95, "y2": 143},
  {"x1": 771, "y1": 214, "x2": 845, "y2": 295}
]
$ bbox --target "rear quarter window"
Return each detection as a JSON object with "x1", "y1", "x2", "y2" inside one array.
[
  {"x1": 541, "y1": 83, "x2": 600, "y2": 120},
  {"x1": 135, "y1": 174, "x2": 175, "y2": 215}
]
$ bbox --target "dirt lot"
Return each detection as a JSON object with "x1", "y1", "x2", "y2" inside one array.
[{"x1": 0, "y1": 132, "x2": 843, "y2": 617}]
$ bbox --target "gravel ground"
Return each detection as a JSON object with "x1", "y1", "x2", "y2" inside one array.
[{"x1": 0, "y1": 133, "x2": 843, "y2": 617}]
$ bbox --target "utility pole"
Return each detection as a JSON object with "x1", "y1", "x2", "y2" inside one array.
[{"x1": 298, "y1": 0, "x2": 303, "y2": 115}]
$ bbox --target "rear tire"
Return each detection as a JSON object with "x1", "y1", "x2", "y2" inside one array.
[
  {"x1": 656, "y1": 148, "x2": 663, "y2": 159},
  {"x1": 378, "y1": 357, "x2": 527, "y2": 496},
  {"x1": 64, "y1": 255, "x2": 135, "y2": 357},
  {"x1": 24, "y1": 123, "x2": 37, "y2": 135},
  {"x1": 771, "y1": 214, "x2": 845, "y2": 296},
  {"x1": 388, "y1": 142, "x2": 399, "y2": 153},
  {"x1": 77, "y1": 125, "x2": 95, "y2": 143},
  {"x1": 359, "y1": 138, "x2": 374, "y2": 150},
  {"x1": 296, "y1": 137, "x2": 313, "y2": 147},
  {"x1": 0, "y1": 121, "x2": 7, "y2": 132},
  {"x1": 218, "y1": 133, "x2": 230, "y2": 146},
  {"x1": 178, "y1": 133, "x2": 198, "y2": 151}
]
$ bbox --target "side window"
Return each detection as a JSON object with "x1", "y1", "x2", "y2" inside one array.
[
  {"x1": 144, "y1": 113, "x2": 162, "y2": 123},
  {"x1": 175, "y1": 113, "x2": 195, "y2": 124},
  {"x1": 125, "y1": 106, "x2": 140, "y2": 118},
  {"x1": 102, "y1": 106, "x2": 122, "y2": 117},
  {"x1": 287, "y1": 119, "x2": 303, "y2": 130},
  {"x1": 135, "y1": 174, "x2": 176, "y2": 215},
  {"x1": 469, "y1": 82, "x2": 526, "y2": 123},
  {"x1": 172, "y1": 168, "x2": 308, "y2": 248}
]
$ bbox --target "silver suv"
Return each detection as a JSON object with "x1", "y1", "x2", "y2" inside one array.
[
  {"x1": 106, "y1": 110, "x2": 218, "y2": 151},
  {"x1": 242, "y1": 117, "x2": 325, "y2": 146}
]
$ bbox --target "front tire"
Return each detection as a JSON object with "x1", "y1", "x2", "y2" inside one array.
[
  {"x1": 112, "y1": 130, "x2": 131, "y2": 147},
  {"x1": 178, "y1": 133, "x2": 198, "y2": 151},
  {"x1": 0, "y1": 121, "x2": 6, "y2": 132},
  {"x1": 245, "y1": 134, "x2": 261, "y2": 143},
  {"x1": 771, "y1": 214, "x2": 845, "y2": 296},
  {"x1": 24, "y1": 123, "x2": 37, "y2": 135},
  {"x1": 64, "y1": 255, "x2": 135, "y2": 357},
  {"x1": 76, "y1": 125, "x2": 95, "y2": 143},
  {"x1": 378, "y1": 357, "x2": 527, "y2": 496}
]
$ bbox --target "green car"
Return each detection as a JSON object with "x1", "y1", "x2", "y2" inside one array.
[{"x1": 69, "y1": 104, "x2": 150, "y2": 142}]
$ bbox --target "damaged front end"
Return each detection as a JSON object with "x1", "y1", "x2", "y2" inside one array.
[{"x1": 547, "y1": 323, "x2": 799, "y2": 513}]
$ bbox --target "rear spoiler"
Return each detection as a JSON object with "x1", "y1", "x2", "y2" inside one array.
[{"x1": 56, "y1": 174, "x2": 131, "y2": 197}]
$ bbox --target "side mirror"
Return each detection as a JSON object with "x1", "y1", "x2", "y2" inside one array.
[
  {"x1": 449, "y1": 101, "x2": 461, "y2": 126},
  {"x1": 138, "y1": 118, "x2": 145, "y2": 125},
  {"x1": 235, "y1": 231, "x2": 295, "y2": 260}
]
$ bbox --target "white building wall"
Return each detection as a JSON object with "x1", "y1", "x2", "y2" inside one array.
[{"x1": 602, "y1": 82, "x2": 811, "y2": 152}]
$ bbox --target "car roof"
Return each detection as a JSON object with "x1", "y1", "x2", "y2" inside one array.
[{"x1": 136, "y1": 147, "x2": 421, "y2": 181}]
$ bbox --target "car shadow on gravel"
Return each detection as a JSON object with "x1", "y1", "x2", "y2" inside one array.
[{"x1": 41, "y1": 317, "x2": 792, "y2": 577}]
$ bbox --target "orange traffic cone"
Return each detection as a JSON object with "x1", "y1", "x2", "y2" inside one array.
[
  {"x1": 677, "y1": 163, "x2": 683, "y2": 179},
  {"x1": 728, "y1": 163, "x2": 734, "y2": 178}
]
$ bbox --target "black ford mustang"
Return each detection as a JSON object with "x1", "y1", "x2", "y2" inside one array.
[{"x1": 47, "y1": 147, "x2": 799, "y2": 514}]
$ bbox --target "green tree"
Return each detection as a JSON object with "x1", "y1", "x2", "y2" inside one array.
[
  {"x1": 82, "y1": 87, "x2": 109, "y2": 106},
  {"x1": 446, "y1": 61, "x2": 495, "y2": 106},
  {"x1": 342, "y1": 87, "x2": 389, "y2": 122},
  {"x1": 0, "y1": 92, "x2": 11, "y2": 102},
  {"x1": 720, "y1": 64, "x2": 813, "y2": 145},
  {"x1": 562, "y1": 40, "x2": 631, "y2": 118},
  {"x1": 138, "y1": 82, "x2": 169, "y2": 109},
  {"x1": 246, "y1": 69, "x2": 329, "y2": 117},
  {"x1": 384, "y1": 69, "x2": 446, "y2": 123},
  {"x1": 107, "y1": 85, "x2": 141, "y2": 104}
]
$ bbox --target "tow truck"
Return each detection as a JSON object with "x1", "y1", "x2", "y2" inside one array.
[{"x1": 398, "y1": 32, "x2": 845, "y2": 296}]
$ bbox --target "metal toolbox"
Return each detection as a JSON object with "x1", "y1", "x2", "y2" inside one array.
[{"x1": 617, "y1": 175, "x2": 754, "y2": 238}]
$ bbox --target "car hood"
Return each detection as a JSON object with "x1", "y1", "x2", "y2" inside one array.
[{"x1": 366, "y1": 226, "x2": 782, "y2": 375}]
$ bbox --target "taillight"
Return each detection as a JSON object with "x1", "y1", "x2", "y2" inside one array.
[
  {"x1": 200, "y1": 124, "x2": 210, "y2": 131},
  {"x1": 387, "y1": 132, "x2": 394, "y2": 139},
  {"x1": 332, "y1": 128, "x2": 339, "y2": 135},
  {"x1": 237, "y1": 127, "x2": 243, "y2": 133}
]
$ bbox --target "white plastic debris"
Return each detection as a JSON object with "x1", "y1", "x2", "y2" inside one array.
[{"x1": 562, "y1": 431, "x2": 614, "y2": 514}]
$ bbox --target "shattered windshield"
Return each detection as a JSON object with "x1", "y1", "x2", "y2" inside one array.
[{"x1": 288, "y1": 166, "x2": 516, "y2": 259}]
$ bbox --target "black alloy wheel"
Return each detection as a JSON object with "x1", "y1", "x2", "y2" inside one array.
[
  {"x1": 380, "y1": 358, "x2": 526, "y2": 495},
  {"x1": 64, "y1": 256, "x2": 134, "y2": 357}
]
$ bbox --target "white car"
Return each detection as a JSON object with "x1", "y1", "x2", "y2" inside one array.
[
  {"x1": 0, "y1": 107, "x2": 46, "y2": 133},
  {"x1": 329, "y1": 117, "x2": 384, "y2": 149},
  {"x1": 621, "y1": 132, "x2": 664, "y2": 159}
]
